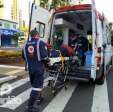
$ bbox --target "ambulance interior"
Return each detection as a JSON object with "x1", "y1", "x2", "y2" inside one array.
[{"x1": 51, "y1": 10, "x2": 93, "y2": 69}]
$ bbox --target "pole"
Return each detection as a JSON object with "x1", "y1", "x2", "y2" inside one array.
[{"x1": 28, "y1": 0, "x2": 35, "y2": 41}]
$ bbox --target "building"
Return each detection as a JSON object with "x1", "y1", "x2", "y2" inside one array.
[
  {"x1": 19, "y1": 9, "x2": 22, "y2": 28},
  {"x1": 11, "y1": 0, "x2": 19, "y2": 22},
  {"x1": 0, "y1": 0, "x2": 21, "y2": 47},
  {"x1": 0, "y1": 19, "x2": 19, "y2": 47},
  {"x1": 0, "y1": 0, "x2": 12, "y2": 20}
]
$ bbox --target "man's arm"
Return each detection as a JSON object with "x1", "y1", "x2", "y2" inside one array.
[
  {"x1": 40, "y1": 41, "x2": 48, "y2": 60},
  {"x1": 39, "y1": 41, "x2": 50, "y2": 67}
]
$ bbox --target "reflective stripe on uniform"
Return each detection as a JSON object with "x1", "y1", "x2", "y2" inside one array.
[
  {"x1": 37, "y1": 39, "x2": 41, "y2": 61},
  {"x1": 32, "y1": 87, "x2": 42, "y2": 91}
]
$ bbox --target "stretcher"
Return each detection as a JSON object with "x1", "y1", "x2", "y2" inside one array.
[{"x1": 46, "y1": 50, "x2": 70, "y2": 95}]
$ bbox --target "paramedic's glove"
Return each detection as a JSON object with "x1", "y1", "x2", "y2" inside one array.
[
  {"x1": 42, "y1": 58, "x2": 51, "y2": 68},
  {"x1": 46, "y1": 59, "x2": 51, "y2": 68}
]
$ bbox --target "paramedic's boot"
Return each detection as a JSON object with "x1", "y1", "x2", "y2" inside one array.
[
  {"x1": 36, "y1": 96, "x2": 44, "y2": 105},
  {"x1": 25, "y1": 106, "x2": 39, "y2": 112},
  {"x1": 26, "y1": 96, "x2": 39, "y2": 112},
  {"x1": 36, "y1": 91, "x2": 44, "y2": 105}
]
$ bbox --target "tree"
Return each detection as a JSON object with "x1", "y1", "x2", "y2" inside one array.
[
  {"x1": 50, "y1": 0, "x2": 70, "y2": 10},
  {"x1": 39, "y1": 0, "x2": 70, "y2": 10},
  {"x1": 40, "y1": 0, "x2": 49, "y2": 9}
]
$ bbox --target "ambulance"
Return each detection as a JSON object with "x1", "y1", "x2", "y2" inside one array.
[{"x1": 29, "y1": 1, "x2": 113, "y2": 84}]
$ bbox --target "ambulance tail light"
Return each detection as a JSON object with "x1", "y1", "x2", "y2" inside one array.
[{"x1": 96, "y1": 47, "x2": 101, "y2": 67}]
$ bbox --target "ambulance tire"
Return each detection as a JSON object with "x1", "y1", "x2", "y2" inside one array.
[
  {"x1": 89, "y1": 78, "x2": 95, "y2": 85},
  {"x1": 95, "y1": 65, "x2": 105, "y2": 85}
]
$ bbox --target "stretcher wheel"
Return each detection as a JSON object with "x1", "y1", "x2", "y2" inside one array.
[
  {"x1": 52, "y1": 88, "x2": 57, "y2": 96},
  {"x1": 64, "y1": 85, "x2": 68, "y2": 90}
]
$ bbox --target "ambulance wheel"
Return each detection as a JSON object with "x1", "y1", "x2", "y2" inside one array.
[
  {"x1": 52, "y1": 90, "x2": 56, "y2": 96},
  {"x1": 89, "y1": 78, "x2": 95, "y2": 85},
  {"x1": 95, "y1": 65, "x2": 105, "y2": 85},
  {"x1": 64, "y1": 85, "x2": 68, "y2": 90},
  {"x1": 95, "y1": 75, "x2": 105, "y2": 85}
]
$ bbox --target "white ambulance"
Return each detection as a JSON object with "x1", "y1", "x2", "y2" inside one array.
[{"x1": 29, "y1": 2, "x2": 113, "y2": 84}]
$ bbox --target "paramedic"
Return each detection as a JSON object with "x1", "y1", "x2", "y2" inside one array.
[
  {"x1": 22, "y1": 29, "x2": 49, "y2": 112},
  {"x1": 79, "y1": 36, "x2": 88, "y2": 65}
]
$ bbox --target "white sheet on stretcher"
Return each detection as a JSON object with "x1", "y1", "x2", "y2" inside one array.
[{"x1": 49, "y1": 57, "x2": 69, "y2": 66}]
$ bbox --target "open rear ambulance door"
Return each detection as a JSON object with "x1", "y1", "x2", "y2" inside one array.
[
  {"x1": 29, "y1": 3, "x2": 51, "y2": 42},
  {"x1": 91, "y1": 0, "x2": 97, "y2": 80}
]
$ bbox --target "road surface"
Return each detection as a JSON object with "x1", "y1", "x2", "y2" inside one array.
[{"x1": 0, "y1": 65, "x2": 113, "y2": 112}]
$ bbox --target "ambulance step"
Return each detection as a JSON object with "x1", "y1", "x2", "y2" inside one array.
[
  {"x1": 67, "y1": 76, "x2": 89, "y2": 82},
  {"x1": 68, "y1": 66, "x2": 91, "y2": 79},
  {"x1": 69, "y1": 67, "x2": 91, "y2": 75},
  {"x1": 72, "y1": 69, "x2": 91, "y2": 74},
  {"x1": 68, "y1": 72, "x2": 90, "y2": 79}
]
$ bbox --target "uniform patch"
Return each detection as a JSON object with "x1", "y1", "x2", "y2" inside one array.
[{"x1": 28, "y1": 45, "x2": 34, "y2": 54}]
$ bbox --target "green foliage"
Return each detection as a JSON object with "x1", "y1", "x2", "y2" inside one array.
[
  {"x1": 40, "y1": 0, "x2": 49, "y2": 9},
  {"x1": 12, "y1": 33, "x2": 20, "y2": 39},
  {"x1": 40, "y1": 0, "x2": 70, "y2": 10},
  {"x1": 50, "y1": 0, "x2": 70, "y2": 10}
]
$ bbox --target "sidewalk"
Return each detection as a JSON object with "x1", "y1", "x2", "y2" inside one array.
[
  {"x1": 0, "y1": 65, "x2": 27, "y2": 79},
  {"x1": 0, "y1": 48, "x2": 24, "y2": 64},
  {"x1": 0, "y1": 71, "x2": 28, "y2": 85},
  {"x1": 0, "y1": 47, "x2": 22, "y2": 51}
]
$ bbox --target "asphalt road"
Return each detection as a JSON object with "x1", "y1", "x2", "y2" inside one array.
[{"x1": 0, "y1": 65, "x2": 113, "y2": 112}]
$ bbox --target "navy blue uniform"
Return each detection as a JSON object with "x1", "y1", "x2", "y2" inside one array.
[
  {"x1": 23, "y1": 38, "x2": 48, "y2": 111},
  {"x1": 23, "y1": 38, "x2": 48, "y2": 90}
]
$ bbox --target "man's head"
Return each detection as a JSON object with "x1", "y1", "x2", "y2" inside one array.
[{"x1": 30, "y1": 29, "x2": 40, "y2": 39}]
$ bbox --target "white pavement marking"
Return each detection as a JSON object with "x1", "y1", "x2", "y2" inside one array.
[
  {"x1": 91, "y1": 79, "x2": 110, "y2": 112},
  {"x1": 0, "y1": 77, "x2": 52, "y2": 110},
  {"x1": 5, "y1": 70, "x2": 24, "y2": 75},
  {"x1": 0, "y1": 65, "x2": 25, "y2": 70},
  {"x1": 43, "y1": 83, "x2": 77, "y2": 112},
  {"x1": 1, "y1": 88, "x2": 31, "y2": 110},
  {"x1": 1, "y1": 77, "x2": 29, "y2": 96},
  {"x1": 0, "y1": 76, "x2": 17, "y2": 84}
]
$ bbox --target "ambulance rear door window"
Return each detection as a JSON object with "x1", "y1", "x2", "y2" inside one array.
[{"x1": 36, "y1": 21, "x2": 45, "y2": 38}]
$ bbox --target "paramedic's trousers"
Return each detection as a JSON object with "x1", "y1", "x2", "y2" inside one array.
[
  {"x1": 29, "y1": 71, "x2": 44, "y2": 90},
  {"x1": 27, "y1": 70, "x2": 44, "y2": 109}
]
